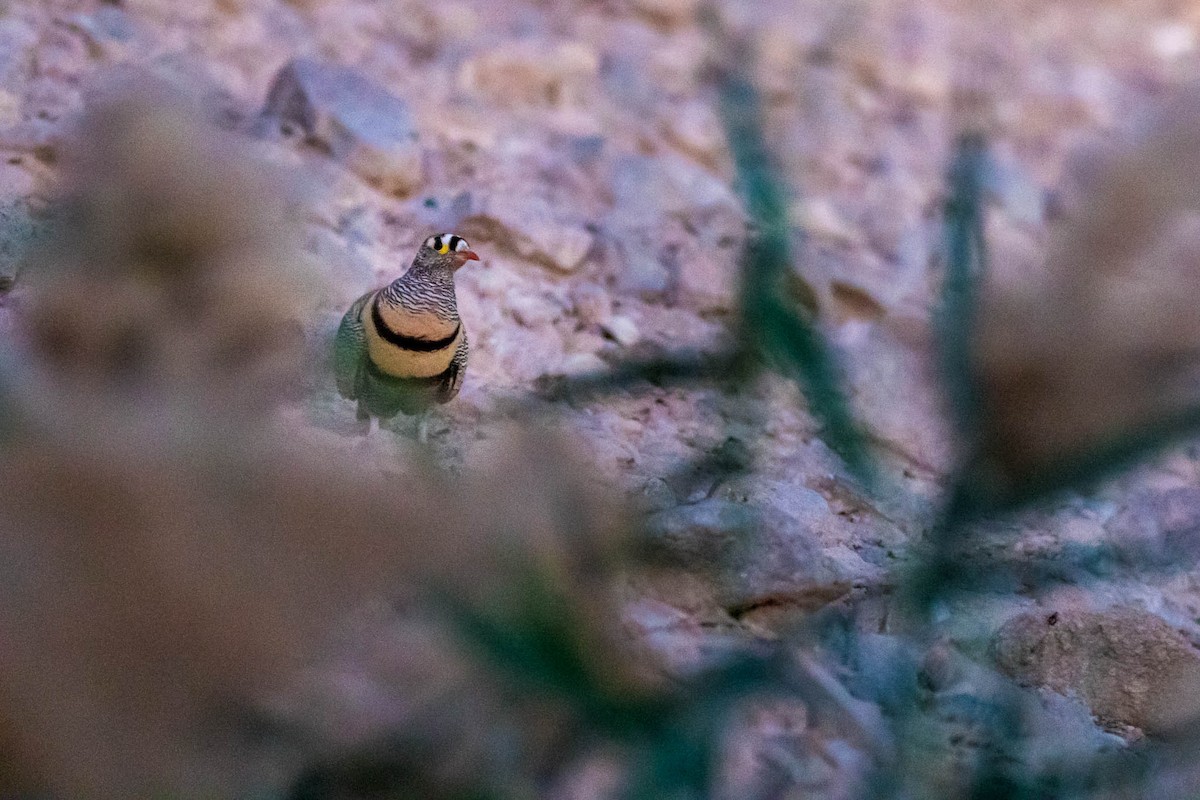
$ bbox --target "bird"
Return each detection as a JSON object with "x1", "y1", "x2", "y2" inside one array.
[{"x1": 334, "y1": 233, "x2": 480, "y2": 442}]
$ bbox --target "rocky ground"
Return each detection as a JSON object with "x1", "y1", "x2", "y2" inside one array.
[{"x1": 5, "y1": 0, "x2": 1200, "y2": 797}]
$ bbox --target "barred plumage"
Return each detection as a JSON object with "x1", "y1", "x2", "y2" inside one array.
[{"x1": 334, "y1": 234, "x2": 479, "y2": 426}]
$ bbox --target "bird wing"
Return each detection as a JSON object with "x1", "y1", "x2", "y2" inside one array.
[
  {"x1": 333, "y1": 290, "x2": 374, "y2": 400},
  {"x1": 435, "y1": 328, "x2": 469, "y2": 404}
]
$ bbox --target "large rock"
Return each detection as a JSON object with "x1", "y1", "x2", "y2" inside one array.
[
  {"x1": 643, "y1": 498, "x2": 850, "y2": 617},
  {"x1": 643, "y1": 498, "x2": 755, "y2": 568},
  {"x1": 260, "y1": 59, "x2": 423, "y2": 197},
  {"x1": 1106, "y1": 486, "x2": 1200, "y2": 568},
  {"x1": 461, "y1": 194, "x2": 593, "y2": 273},
  {"x1": 606, "y1": 154, "x2": 743, "y2": 304},
  {"x1": 0, "y1": 18, "x2": 35, "y2": 80},
  {"x1": 67, "y1": 7, "x2": 141, "y2": 61},
  {"x1": 992, "y1": 607, "x2": 1200, "y2": 734}
]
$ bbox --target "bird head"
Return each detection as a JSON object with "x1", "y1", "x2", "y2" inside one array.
[{"x1": 419, "y1": 233, "x2": 480, "y2": 270}]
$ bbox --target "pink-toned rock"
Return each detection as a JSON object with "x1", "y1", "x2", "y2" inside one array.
[
  {"x1": 600, "y1": 314, "x2": 640, "y2": 347},
  {"x1": 458, "y1": 39, "x2": 599, "y2": 109},
  {"x1": 606, "y1": 154, "x2": 742, "y2": 299},
  {"x1": 631, "y1": 0, "x2": 700, "y2": 28},
  {"x1": 464, "y1": 194, "x2": 593, "y2": 273},
  {"x1": 570, "y1": 283, "x2": 613, "y2": 328},
  {"x1": 663, "y1": 100, "x2": 724, "y2": 167},
  {"x1": 993, "y1": 607, "x2": 1200, "y2": 734},
  {"x1": 506, "y1": 292, "x2": 560, "y2": 328},
  {"x1": 672, "y1": 232, "x2": 740, "y2": 314},
  {"x1": 553, "y1": 352, "x2": 607, "y2": 377},
  {"x1": 67, "y1": 7, "x2": 140, "y2": 61},
  {"x1": 0, "y1": 19, "x2": 36, "y2": 93},
  {"x1": 260, "y1": 59, "x2": 423, "y2": 197}
]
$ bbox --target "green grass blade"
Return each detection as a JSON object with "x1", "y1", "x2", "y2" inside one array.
[{"x1": 713, "y1": 43, "x2": 875, "y2": 485}]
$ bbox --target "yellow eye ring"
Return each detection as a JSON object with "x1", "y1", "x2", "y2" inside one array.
[{"x1": 437, "y1": 242, "x2": 450, "y2": 254}]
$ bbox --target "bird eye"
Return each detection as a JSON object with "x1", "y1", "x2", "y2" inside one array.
[{"x1": 425, "y1": 235, "x2": 441, "y2": 251}]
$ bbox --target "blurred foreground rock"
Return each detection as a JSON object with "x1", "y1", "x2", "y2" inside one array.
[
  {"x1": 973, "y1": 89, "x2": 1200, "y2": 487},
  {"x1": 992, "y1": 607, "x2": 1200, "y2": 735},
  {"x1": 23, "y1": 76, "x2": 319, "y2": 416}
]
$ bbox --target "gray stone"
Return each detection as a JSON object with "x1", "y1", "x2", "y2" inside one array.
[
  {"x1": 643, "y1": 498, "x2": 755, "y2": 568},
  {"x1": 1022, "y1": 690, "x2": 1128, "y2": 769},
  {"x1": 463, "y1": 194, "x2": 592, "y2": 273},
  {"x1": 610, "y1": 153, "x2": 738, "y2": 218},
  {"x1": 982, "y1": 155, "x2": 1046, "y2": 227},
  {"x1": 569, "y1": 284, "x2": 613, "y2": 328},
  {"x1": 302, "y1": 226, "x2": 374, "y2": 289},
  {"x1": 643, "y1": 498, "x2": 849, "y2": 616},
  {"x1": 260, "y1": 59, "x2": 423, "y2": 196},
  {"x1": 600, "y1": 315, "x2": 640, "y2": 347},
  {"x1": 0, "y1": 19, "x2": 37, "y2": 91},
  {"x1": 68, "y1": 8, "x2": 137, "y2": 56},
  {"x1": 506, "y1": 293, "x2": 559, "y2": 328},
  {"x1": 607, "y1": 227, "x2": 671, "y2": 297},
  {"x1": 1107, "y1": 486, "x2": 1200, "y2": 568},
  {"x1": 843, "y1": 634, "x2": 922, "y2": 717},
  {"x1": 551, "y1": 352, "x2": 606, "y2": 377},
  {"x1": 605, "y1": 154, "x2": 742, "y2": 299}
]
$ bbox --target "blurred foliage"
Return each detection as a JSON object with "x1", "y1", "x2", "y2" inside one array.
[
  {"x1": 537, "y1": 14, "x2": 875, "y2": 490},
  {"x1": 713, "y1": 31, "x2": 874, "y2": 488},
  {"x1": 438, "y1": 570, "x2": 793, "y2": 800},
  {"x1": 938, "y1": 133, "x2": 988, "y2": 465},
  {"x1": 900, "y1": 122, "x2": 1200, "y2": 800}
]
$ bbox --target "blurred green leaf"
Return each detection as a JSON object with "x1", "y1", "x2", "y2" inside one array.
[
  {"x1": 436, "y1": 567, "x2": 669, "y2": 734},
  {"x1": 939, "y1": 132, "x2": 989, "y2": 443},
  {"x1": 438, "y1": 568, "x2": 795, "y2": 800},
  {"x1": 713, "y1": 36, "x2": 874, "y2": 487}
]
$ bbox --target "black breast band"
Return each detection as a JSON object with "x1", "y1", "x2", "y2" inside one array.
[{"x1": 371, "y1": 297, "x2": 460, "y2": 352}]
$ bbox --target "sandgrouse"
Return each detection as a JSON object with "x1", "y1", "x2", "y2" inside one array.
[{"x1": 334, "y1": 233, "x2": 479, "y2": 440}]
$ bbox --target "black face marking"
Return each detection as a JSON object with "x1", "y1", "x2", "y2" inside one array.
[
  {"x1": 431, "y1": 235, "x2": 443, "y2": 252},
  {"x1": 449, "y1": 235, "x2": 461, "y2": 251}
]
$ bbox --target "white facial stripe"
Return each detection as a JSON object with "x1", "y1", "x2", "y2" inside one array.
[{"x1": 422, "y1": 234, "x2": 468, "y2": 253}]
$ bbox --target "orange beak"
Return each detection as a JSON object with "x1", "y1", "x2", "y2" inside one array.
[{"x1": 452, "y1": 250, "x2": 481, "y2": 267}]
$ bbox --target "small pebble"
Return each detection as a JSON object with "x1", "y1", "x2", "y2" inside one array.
[
  {"x1": 554, "y1": 352, "x2": 607, "y2": 376},
  {"x1": 601, "y1": 314, "x2": 640, "y2": 347}
]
